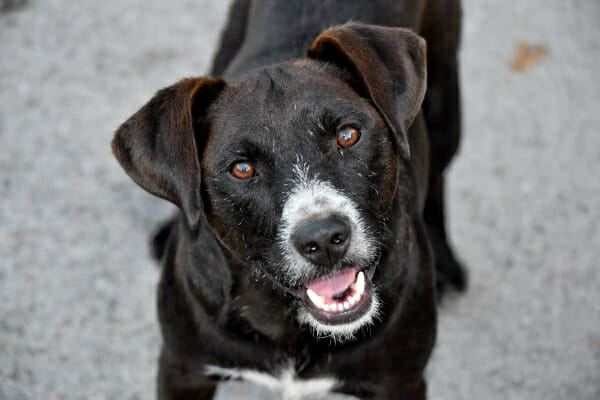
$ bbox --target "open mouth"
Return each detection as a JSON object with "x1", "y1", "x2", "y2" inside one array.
[{"x1": 303, "y1": 266, "x2": 374, "y2": 324}]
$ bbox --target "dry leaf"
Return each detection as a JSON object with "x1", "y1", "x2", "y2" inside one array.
[{"x1": 511, "y1": 41, "x2": 548, "y2": 72}]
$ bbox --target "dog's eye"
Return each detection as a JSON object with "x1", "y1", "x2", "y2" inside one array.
[
  {"x1": 337, "y1": 126, "x2": 360, "y2": 148},
  {"x1": 231, "y1": 161, "x2": 255, "y2": 179}
]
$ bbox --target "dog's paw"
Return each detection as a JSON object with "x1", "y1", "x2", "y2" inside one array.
[
  {"x1": 428, "y1": 229, "x2": 468, "y2": 300},
  {"x1": 435, "y1": 254, "x2": 467, "y2": 300}
]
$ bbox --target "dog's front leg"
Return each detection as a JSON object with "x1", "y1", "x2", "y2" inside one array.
[
  {"x1": 367, "y1": 378, "x2": 427, "y2": 400},
  {"x1": 157, "y1": 350, "x2": 218, "y2": 400},
  {"x1": 338, "y1": 377, "x2": 426, "y2": 400},
  {"x1": 420, "y1": 0, "x2": 467, "y2": 296}
]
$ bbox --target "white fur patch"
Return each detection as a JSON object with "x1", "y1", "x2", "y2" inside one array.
[
  {"x1": 205, "y1": 364, "x2": 338, "y2": 400},
  {"x1": 277, "y1": 163, "x2": 377, "y2": 286},
  {"x1": 276, "y1": 163, "x2": 380, "y2": 341}
]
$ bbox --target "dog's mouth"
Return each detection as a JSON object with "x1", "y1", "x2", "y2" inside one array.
[{"x1": 301, "y1": 265, "x2": 375, "y2": 324}]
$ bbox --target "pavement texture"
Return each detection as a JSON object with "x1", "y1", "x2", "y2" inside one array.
[{"x1": 1, "y1": 0, "x2": 598, "y2": 399}]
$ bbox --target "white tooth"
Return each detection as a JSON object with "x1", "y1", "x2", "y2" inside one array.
[
  {"x1": 337, "y1": 303, "x2": 344, "y2": 312},
  {"x1": 350, "y1": 271, "x2": 366, "y2": 294},
  {"x1": 307, "y1": 289, "x2": 325, "y2": 307},
  {"x1": 322, "y1": 304, "x2": 330, "y2": 312},
  {"x1": 343, "y1": 301, "x2": 350, "y2": 310},
  {"x1": 353, "y1": 293, "x2": 361, "y2": 302},
  {"x1": 348, "y1": 296, "x2": 356, "y2": 306},
  {"x1": 355, "y1": 271, "x2": 365, "y2": 294}
]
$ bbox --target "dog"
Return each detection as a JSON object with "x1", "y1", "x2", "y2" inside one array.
[{"x1": 112, "y1": 0, "x2": 465, "y2": 398}]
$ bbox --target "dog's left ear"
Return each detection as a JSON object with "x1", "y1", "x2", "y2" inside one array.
[
  {"x1": 307, "y1": 23, "x2": 427, "y2": 158},
  {"x1": 112, "y1": 77, "x2": 226, "y2": 229}
]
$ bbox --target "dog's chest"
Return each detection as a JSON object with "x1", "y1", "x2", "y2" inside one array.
[{"x1": 205, "y1": 364, "x2": 343, "y2": 400}]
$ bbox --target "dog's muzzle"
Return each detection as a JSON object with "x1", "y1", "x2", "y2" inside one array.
[{"x1": 278, "y1": 166, "x2": 380, "y2": 339}]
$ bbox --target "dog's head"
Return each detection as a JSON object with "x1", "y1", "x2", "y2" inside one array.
[{"x1": 112, "y1": 24, "x2": 427, "y2": 342}]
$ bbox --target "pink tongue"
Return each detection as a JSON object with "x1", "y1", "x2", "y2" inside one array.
[{"x1": 306, "y1": 268, "x2": 358, "y2": 296}]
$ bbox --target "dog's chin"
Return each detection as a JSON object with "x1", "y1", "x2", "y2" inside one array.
[{"x1": 295, "y1": 265, "x2": 381, "y2": 343}]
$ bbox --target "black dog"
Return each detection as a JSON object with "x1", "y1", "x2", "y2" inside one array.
[{"x1": 112, "y1": 0, "x2": 465, "y2": 398}]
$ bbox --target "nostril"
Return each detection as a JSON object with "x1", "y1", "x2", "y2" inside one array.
[
  {"x1": 331, "y1": 233, "x2": 346, "y2": 245},
  {"x1": 305, "y1": 242, "x2": 319, "y2": 254}
]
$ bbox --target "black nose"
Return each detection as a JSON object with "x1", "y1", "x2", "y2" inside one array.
[{"x1": 292, "y1": 215, "x2": 352, "y2": 266}]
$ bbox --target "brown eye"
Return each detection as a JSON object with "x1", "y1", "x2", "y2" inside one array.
[
  {"x1": 231, "y1": 161, "x2": 255, "y2": 179},
  {"x1": 337, "y1": 126, "x2": 360, "y2": 148}
]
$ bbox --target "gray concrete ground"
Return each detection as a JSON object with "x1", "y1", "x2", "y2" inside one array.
[{"x1": 1, "y1": 0, "x2": 598, "y2": 399}]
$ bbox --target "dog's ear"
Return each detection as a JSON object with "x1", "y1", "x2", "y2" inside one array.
[
  {"x1": 307, "y1": 23, "x2": 427, "y2": 158},
  {"x1": 112, "y1": 77, "x2": 226, "y2": 229}
]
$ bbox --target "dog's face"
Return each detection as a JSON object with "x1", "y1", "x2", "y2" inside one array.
[
  {"x1": 202, "y1": 63, "x2": 398, "y2": 339},
  {"x1": 112, "y1": 24, "x2": 427, "y2": 342}
]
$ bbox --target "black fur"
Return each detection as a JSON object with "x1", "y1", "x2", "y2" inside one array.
[{"x1": 112, "y1": 1, "x2": 465, "y2": 399}]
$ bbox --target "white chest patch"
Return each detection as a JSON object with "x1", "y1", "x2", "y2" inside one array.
[{"x1": 205, "y1": 364, "x2": 338, "y2": 400}]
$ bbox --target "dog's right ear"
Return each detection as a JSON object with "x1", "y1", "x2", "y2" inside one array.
[{"x1": 111, "y1": 77, "x2": 226, "y2": 229}]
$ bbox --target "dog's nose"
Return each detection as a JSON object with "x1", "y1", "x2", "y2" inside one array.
[{"x1": 292, "y1": 215, "x2": 351, "y2": 266}]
